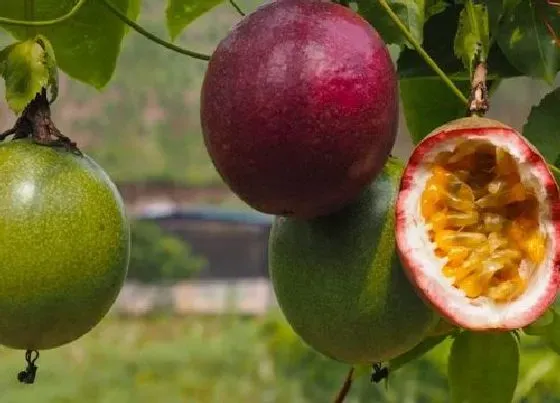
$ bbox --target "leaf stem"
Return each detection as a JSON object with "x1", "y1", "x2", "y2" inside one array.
[
  {"x1": 377, "y1": 0, "x2": 468, "y2": 105},
  {"x1": 0, "y1": 0, "x2": 86, "y2": 26},
  {"x1": 229, "y1": 0, "x2": 246, "y2": 16},
  {"x1": 101, "y1": 0, "x2": 211, "y2": 61}
]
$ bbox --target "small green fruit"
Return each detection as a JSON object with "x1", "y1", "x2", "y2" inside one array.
[
  {"x1": 269, "y1": 158, "x2": 437, "y2": 364},
  {"x1": 0, "y1": 140, "x2": 130, "y2": 350},
  {"x1": 448, "y1": 331, "x2": 519, "y2": 403}
]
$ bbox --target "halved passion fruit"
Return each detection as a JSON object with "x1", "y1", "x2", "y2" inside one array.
[{"x1": 396, "y1": 116, "x2": 560, "y2": 330}]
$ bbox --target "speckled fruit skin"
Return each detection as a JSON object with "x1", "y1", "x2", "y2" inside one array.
[
  {"x1": 200, "y1": 0, "x2": 398, "y2": 219},
  {"x1": 269, "y1": 158, "x2": 437, "y2": 364},
  {"x1": 396, "y1": 116, "x2": 560, "y2": 331},
  {"x1": 0, "y1": 140, "x2": 130, "y2": 350}
]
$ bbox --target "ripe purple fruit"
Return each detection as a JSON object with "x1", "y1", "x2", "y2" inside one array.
[{"x1": 200, "y1": 0, "x2": 398, "y2": 219}]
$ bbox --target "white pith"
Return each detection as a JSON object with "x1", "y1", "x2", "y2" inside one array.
[{"x1": 400, "y1": 134, "x2": 556, "y2": 329}]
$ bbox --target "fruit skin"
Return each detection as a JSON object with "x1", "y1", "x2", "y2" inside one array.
[
  {"x1": 201, "y1": 0, "x2": 398, "y2": 219},
  {"x1": 269, "y1": 158, "x2": 437, "y2": 364},
  {"x1": 395, "y1": 116, "x2": 560, "y2": 331},
  {"x1": 448, "y1": 331, "x2": 519, "y2": 403},
  {"x1": 0, "y1": 140, "x2": 130, "y2": 350}
]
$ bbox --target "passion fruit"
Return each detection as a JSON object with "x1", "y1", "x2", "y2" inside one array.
[
  {"x1": 0, "y1": 139, "x2": 130, "y2": 350},
  {"x1": 269, "y1": 158, "x2": 437, "y2": 364},
  {"x1": 396, "y1": 116, "x2": 560, "y2": 331},
  {"x1": 200, "y1": 0, "x2": 398, "y2": 219}
]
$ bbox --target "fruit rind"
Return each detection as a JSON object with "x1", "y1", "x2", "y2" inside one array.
[{"x1": 396, "y1": 117, "x2": 560, "y2": 331}]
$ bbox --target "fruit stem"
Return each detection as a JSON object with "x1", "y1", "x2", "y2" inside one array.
[
  {"x1": 333, "y1": 367, "x2": 354, "y2": 403},
  {"x1": 17, "y1": 350, "x2": 39, "y2": 384},
  {"x1": 0, "y1": 0, "x2": 86, "y2": 26},
  {"x1": 0, "y1": 89, "x2": 82, "y2": 154},
  {"x1": 467, "y1": 61, "x2": 489, "y2": 117},
  {"x1": 377, "y1": 0, "x2": 468, "y2": 105},
  {"x1": 101, "y1": 0, "x2": 212, "y2": 61},
  {"x1": 229, "y1": 0, "x2": 246, "y2": 16}
]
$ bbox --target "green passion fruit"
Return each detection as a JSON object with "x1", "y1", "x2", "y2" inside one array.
[
  {"x1": 0, "y1": 139, "x2": 129, "y2": 350},
  {"x1": 269, "y1": 158, "x2": 438, "y2": 364}
]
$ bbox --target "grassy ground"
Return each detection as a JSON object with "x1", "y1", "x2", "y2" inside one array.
[{"x1": 0, "y1": 313, "x2": 559, "y2": 403}]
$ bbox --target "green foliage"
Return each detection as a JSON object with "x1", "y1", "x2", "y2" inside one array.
[
  {"x1": 400, "y1": 78, "x2": 470, "y2": 143},
  {"x1": 357, "y1": 0, "x2": 427, "y2": 46},
  {"x1": 523, "y1": 87, "x2": 560, "y2": 167},
  {"x1": 0, "y1": 36, "x2": 57, "y2": 113},
  {"x1": 0, "y1": 0, "x2": 139, "y2": 90},
  {"x1": 453, "y1": 0, "x2": 489, "y2": 73},
  {"x1": 448, "y1": 331, "x2": 520, "y2": 403},
  {"x1": 496, "y1": 0, "x2": 560, "y2": 84},
  {"x1": 166, "y1": 0, "x2": 224, "y2": 41},
  {"x1": 128, "y1": 220, "x2": 206, "y2": 283}
]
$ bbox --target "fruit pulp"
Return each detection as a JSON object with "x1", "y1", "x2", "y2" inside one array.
[{"x1": 421, "y1": 140, "x2": 547, "y2": 303}]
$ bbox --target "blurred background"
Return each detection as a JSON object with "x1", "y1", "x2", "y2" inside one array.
[{"x1": 1, "y1": 0, "x2": 560, "y2": 402}]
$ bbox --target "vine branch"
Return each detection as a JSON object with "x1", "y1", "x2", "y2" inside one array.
[
  {"x1": 333, "y1": 367, "x2": 354, "y2": 403},
  {"x1": 101, "y1": 0, "x2": 211, "y2": 61},
  {"x1": 0, "y1": 0, "x2": 86, "y2": 26},
  {"x1": 377, "y1": 0, "x2": 469, "y2": 105},
  {"x1": 229, "y1": 0, "x2": 246, "y2": 16}
]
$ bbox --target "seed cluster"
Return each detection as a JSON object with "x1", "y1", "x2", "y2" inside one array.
[{"x1": 421, "y1": 140, "x2": 547, "y2": 302}]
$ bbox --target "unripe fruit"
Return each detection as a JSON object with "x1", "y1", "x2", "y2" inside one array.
[
  {"x1": 201, "y1": 0, "x2": 398, "y2": 219},
  {"x1": 0, "y1": 140, "x2": 129, "y2": 350},
  {"x1": 269, "y1": 158, "x2": 437, "y2": 364}
]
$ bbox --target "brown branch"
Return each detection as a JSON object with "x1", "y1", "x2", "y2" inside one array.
[
  {"x1": 468, "y1": 61, "x2": 489, "y2": 117},
  {"x1": 333, "y1": 367, "x2": 354, "y2": 403}
]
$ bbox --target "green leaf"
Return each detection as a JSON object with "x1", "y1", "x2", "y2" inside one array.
[
  {"x1": 165, "y1": 0, "x2": 224, "y2": 42},
  {"x1": 487, "y1": 0, "x2": 521, "y2": 34},
  {"x1": 522, "y1": 87, "x2": 560, "y2": 166},
  {"x1": 496, "y1": 0, "x2": 560, "y2": 83},
  {"x1": 388, "y1": 334, "x2": 448, "y2": 373},
  {"x1": 398, "y1": 4, "x2": 522, "y2": 80},
  {"x1": 0, "y1": 37, "x2": 57, "y2": 113},
  {"x1": 448, "y1": 331, "x2": 519, "y2": 403},
  {"x1": 0, "y1": 0, "x2": 137, "y2": 89},
  {"x1": 453, "y1": 0, "x2": 489, "y2": 73},
  {"x1": 357, "y1": 0, "x2": 425, "y2": 46},
  {"x1": 523, "y1": 310, "x2": 555, "y2": 336},
  {"x1": 542, "y1": 313, "x2": 560, "y2": 355},
  {"x1": 400, "y1": 78, "x2": 470, "y2": 144}
]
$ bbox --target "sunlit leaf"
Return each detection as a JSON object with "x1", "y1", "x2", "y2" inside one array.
[
  {"x1": 453, "y1": 0, "x2": 489, "y2": 73},
  {"x1": 448, "y1": 331, "x2": 519, "y2": 403},
  {"x1": 166, "y1": 0, "x2": 224, "y2": 41},
  {"x1": 0, "y1": 0, "x2": 137, "y2": 89}
]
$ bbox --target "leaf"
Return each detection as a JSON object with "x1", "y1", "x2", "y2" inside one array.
[
  {"x1": 400, "y1": 78, "x2": 470, "y2": 144},
  {"x1": 496, "y1": 0, "x2": 560, "y2": 83},
  {"x1": 453, "y1": 0, "x2": 489, "y2": 73},
  {"x1": 0, "y1": 0, "x2": 137, "y2": 89},
  {"x1": 357, "y1": 0, "x2": 425, "y2": 47},
  {"x1": 486, "y1": 0, "x2": 521, "y2": 34},
  {"x1": 388, "y1": 334, "x2": 448, "y2": 373},
  {"x1": 523, "y1": 309, "x2": 555, "y2": 336},
  {"x1": 542, "y1": 312, "x2": 560, "y2": 355},
  {"x1": 165, "y1": 0, "x2": 224, "y2": 42},
  {"x1": 0, "y1": 38, "x2": 57, "y2": 113},
  {"x1": 448, "y1": 331, "x2": 519, "y2": 403},
  {"x1": 522, "y1": 87, "x2": 560, "y2": 166},
  {"x1": 398, "y1": 4, "x2": 522, "y2": 80}
]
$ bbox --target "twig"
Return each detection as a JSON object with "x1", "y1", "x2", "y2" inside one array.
[
  {"x1": 333, "y1": 367, "x2": 354, "y2": 403},
  {"x1": 467, "y1": 61, "x2": 489, "y2": 116},
  {"x1": 377, "y1": 0, "x2": 468, "y2": 105},
  {"x1": 229, "y1": 0, "x2": 246, "y2": 16},
  {"x1": 101, "y1": 0, "x2": 211, "y2": 61}
]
